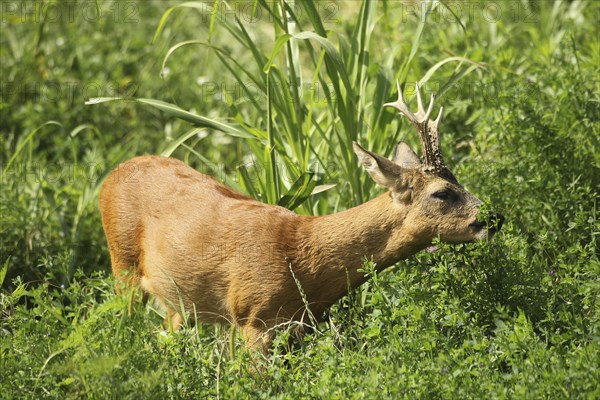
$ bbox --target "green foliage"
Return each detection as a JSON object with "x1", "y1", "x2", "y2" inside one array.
[{"x1": 1, "y1": 0, "x2": 598, "y2": 398}]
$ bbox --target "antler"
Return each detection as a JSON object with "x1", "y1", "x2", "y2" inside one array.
[{"x1": 384, "y1": 81, "x2": 446, "y2": 174}]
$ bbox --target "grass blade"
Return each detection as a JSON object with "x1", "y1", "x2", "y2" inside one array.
[
  {"x1": 86, "y1": 97, "x2": 259, "y2": 139},
  {"x1": 278, "y1": 172, "x2": 317, "y2": 211},
  {"x1": 160, "y1": 128, "x2": 204, "y2": 157},
  {"x1": 2, "y1": 121, "x2": 62, "y2": 181}
]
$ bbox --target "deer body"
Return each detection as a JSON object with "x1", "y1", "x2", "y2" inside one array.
[
  {"x1": 100, "y1": 82, "x2": 503, "y2": 351},
  {"x1": 100, "y1": 155, "x2": 426, "y2": 349}
]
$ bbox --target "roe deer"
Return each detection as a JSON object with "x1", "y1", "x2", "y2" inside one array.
[{"x1": 99, "y1": 82, "x2": 504, "y2": 353}]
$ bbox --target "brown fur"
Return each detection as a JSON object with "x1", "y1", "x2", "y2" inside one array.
[{"x1": 99, "y1": 144, "x2": 500, "y2": 352}]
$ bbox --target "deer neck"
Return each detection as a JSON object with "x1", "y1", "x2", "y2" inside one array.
[{"x1": 294, "y1": 193, "x2": 424, "y2": 304}]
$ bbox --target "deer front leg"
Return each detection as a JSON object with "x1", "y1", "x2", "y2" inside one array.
[
  {"x1": 165, "y1": 308, "x2": 184, "y2": 331},
  {"x1": 242, "y1": 323, "x2": 274, "y2": 354}
]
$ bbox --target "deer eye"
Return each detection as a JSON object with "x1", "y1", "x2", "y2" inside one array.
[{"x1": 432, "y1": 190, "x2": 452, "y2": 201}]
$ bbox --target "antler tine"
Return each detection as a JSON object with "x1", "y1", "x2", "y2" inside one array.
[
  {"x1": 427, "y1": 106, "x2": 444, "y2": 168},
  {"x1": 414, "y1": 83, "x2": 435, "y2": 123},
  {"x1": 383, "y1": 80, "x2": 416, "y2": 122},
  {"x1": 384, "y1": 80, "x2": 448, "y2": 173},
  {"x1": 425, "y1": 93, "x2": 435, "y2": 121},
  {"x1": 430, "y1": 106, "x2": 444, "y2": 140},
  {"x1": 395, "y1": 79, "x2": 404, "y2": 104},
  {"x1": 415, "y1": 82, "x2": 424, "y2": 115}
]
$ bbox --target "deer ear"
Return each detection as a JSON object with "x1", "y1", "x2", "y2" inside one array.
[
  {"x1": 353, "y1": 141, "x2": 403, "y2": 188},
  {"x1": 392, "y1": 141, "x2": 421, "y2": 168}
]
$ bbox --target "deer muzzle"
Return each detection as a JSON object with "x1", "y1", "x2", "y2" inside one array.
[{"x1": 469, "y1": 212, "x2": 505, "y2": 236}]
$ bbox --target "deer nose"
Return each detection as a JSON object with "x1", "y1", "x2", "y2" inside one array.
[{"x1": 488, "y1": 212, "x2": 505, "y2": 233}]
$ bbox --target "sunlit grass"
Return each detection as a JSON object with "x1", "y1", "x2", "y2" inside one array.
[{"x1": 1, "y1": 0, "x2": 598, "y2": 398}]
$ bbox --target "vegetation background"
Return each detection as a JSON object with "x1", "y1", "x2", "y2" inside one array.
[{"x1": 1, "y1": 0, "x2": 598, "y2": 398}]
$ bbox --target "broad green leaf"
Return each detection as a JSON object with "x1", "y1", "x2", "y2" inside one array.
[
  {"x1": 278, "y1": 172, "x2": 317, "y2": 210},
  {"x1": 160, "y1": 128, "x2": 204, "y2": 157},
  {"x1": 419, "y1": 57, "x2": 483, "y2": 88},
  {"x1": 153, "y1": 1, "x2": 211, "y2": 43},
  {"x1": 294, "y1": 31, "x2": 353, "y2": 95},
  {"x1": 161, "y1": 40, "x2": 205, "y2": 74},
  {"x1": 312, "y1": 183, "x2": 337, "y2": 195},
  {"x1": 237, "y1": 163, "x2": 262, "y2": 201},
  {"x1": 264, "y1": 34, "x2": 292, "y2": 73},
  {"x1": 86, "y1": 97, "x2": 260, "y2": 139}
]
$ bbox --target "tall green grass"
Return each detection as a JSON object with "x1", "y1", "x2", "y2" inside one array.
[
  {"x1": 89, "y1": 0, "x2": 482, "y2": 211},
  {"x1": 1, "y1": 0, "x2": 599, "y2": 398}
]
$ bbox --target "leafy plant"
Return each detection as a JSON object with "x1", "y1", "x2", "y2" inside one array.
[{"x1": 1, "y1": 0, "x2": 598, "y2": 398}]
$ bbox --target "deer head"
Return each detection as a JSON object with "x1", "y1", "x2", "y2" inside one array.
[{"x1": 353, "y1": 81, "x2": 504, "y2": 245}]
